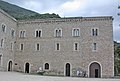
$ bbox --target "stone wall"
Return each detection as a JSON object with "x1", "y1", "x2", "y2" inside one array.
[{"x1": 14, "y1": 17, "x2": 114, "y2": 77}]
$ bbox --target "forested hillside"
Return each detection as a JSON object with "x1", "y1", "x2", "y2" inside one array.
[{"x1": 0, "y1": 0, "x2": 60, "y2": 20}]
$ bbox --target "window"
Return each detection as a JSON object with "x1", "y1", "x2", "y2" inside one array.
[
  {"x1": 45, "y1": 63, "x2": 49, "y2": 70},
  {"x1": 11, "y1": 43, "x2": 13, "y2": 51},
  {"x1": 19, "y1": 30, "x2": 26, "y2": 38},
  {"x1": 35, "y1": 30, "x2": 42, "y2": 37},
  {"x1": 92, "y1": 28, "x2": 98, "y2": 36},
  {"x1": 1, "y1": 39, "x2": 4, "y2": 48},
  {"x1": 0, "y1": 55, "x2": 2, "y2": 65},
  {"x1": 74, "y1": 43, "x2": 79, "y2": 51},
  {"x1": 55, "y1": 43, "x2": 60, "y2": 51},
  {"x1": 20, "y1": 43, "x2": 24, "y2": 51},
  {"x1": 55, "y1": 28, "x2": 62, "y2": 37},
  {"x1": 72, "y1": 28, "x2": 80, "y2": 37},
  {"x1": 1, "y1": 24, "x2": 6, "y2": 32},
  {"x1": 93, "y1": 43, "x2": 97, "y2": 50},
  {"x1": 11, "y1": 29, "x2": 15, "y2": 37},
  {"x1": 36, "y1": 43, "x2": 40, "y2": 51}
]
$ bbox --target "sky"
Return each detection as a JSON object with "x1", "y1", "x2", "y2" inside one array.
[{"x1": 2, "y1": 0, "x2": 120, "y2": 42}]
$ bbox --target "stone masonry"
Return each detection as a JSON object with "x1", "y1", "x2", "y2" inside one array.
[{"x1": 0, "y1": 8, "x2": 114, "y2": 78}]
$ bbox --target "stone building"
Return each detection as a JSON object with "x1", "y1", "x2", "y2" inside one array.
[{"x1": 0, "y1": 8, "x2": 114, "y2": 78}]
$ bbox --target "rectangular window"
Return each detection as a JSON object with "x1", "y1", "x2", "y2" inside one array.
[
  {"x1": 35, "y1": 30, "x2": 42, "y2": 37},
  {"x1": 92, "y1": 28, "x2": 98, "y2": 36},
  {"x1": 72, "y1": 28, "x2": 80, "y2": 37},
  {"x1": 36, "y1": 43, "x2": 40, "y2": 51},
  {"x1": 56, "y1": 43, "x2": 60, "y2": 51},
  {"x1": 93, "y1": 43, "x2": 97, "y2": 50},
  {"x1": 74, "y1": 43, "x2": 79, "y2": 51},
  {"x1": 20, "y1": 44, "x2": 24, "y2": 51}
]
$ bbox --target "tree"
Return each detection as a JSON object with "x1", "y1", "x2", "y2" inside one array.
[{"x1": 114, "y1": 41, "x2": 120, "y2": 75}]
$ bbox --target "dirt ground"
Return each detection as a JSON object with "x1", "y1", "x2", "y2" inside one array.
[{"x1": 0, "y1": 71, "x2": 120, "y2": 81}]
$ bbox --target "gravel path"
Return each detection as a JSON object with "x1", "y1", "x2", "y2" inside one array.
[{"x1": 0, "y1": 71, "x2": 120, "y2": 81}]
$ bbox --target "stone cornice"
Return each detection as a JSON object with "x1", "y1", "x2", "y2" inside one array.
[{"x1": 18, "y1": 16, "x2": 113, "y2": 24}]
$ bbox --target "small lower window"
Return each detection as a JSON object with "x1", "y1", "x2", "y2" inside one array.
[
  {"x1": 45, "y1": 63, "x2": 49, "y2": 70},
  {"x1": 20, "y1": 44, "x2": 24, "y2": 51},
  {"x1": 74, "y1": 43, "x2": 79, "y2": 51},
  {"x1": 36, "y1": 43, "x2": 40, "y2": 51},
  {"x1": 93, "y1": 43, "x2": 97, "y2": 50},
  {"x1": 0, "y1": 55, "x2": 2, "y2": 65},
  {"x1": 55, "y1": 43, "x2": 60, "y2": 51},
  {"x1": 1, "y1": 39, "x2": 4, "y2": 48}
]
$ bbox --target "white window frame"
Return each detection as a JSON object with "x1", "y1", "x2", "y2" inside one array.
[
  {"x1": 11, "y1": 28, "x2": 15, "y2": 38},
  {"x1": 35, "y1": 43, "x2": 40, "y2": 51},
  {"x1": 20, "y1": 43, "x2": 24, "y2": 51},
  {"x1": 72, "y1": 28, "x2": 80, "y2": 37},
  {"x1": 23, "y1": 30, "x2": 26, "y2": 37},
  {"x1": 1, "y1": 23, "x2": 6, "y2": 33},
  {"x1": 73, "y1": 42, "x2": 79, "y2": 51},
  {"x1": 54, "y1": 28, "x2": 62, "y2": 37},
  {"x1": 92, "y1": 43, "x2": 97, "y2": 51},
  {"x1": 43, "y1": 62, "x2": 51, "y2": 71},
  {"x1": 44, "y1": 63, "x2": 49, "y2": 70},
  {"x1": 0, "y1": 54, "x2": 2, "y2": 65},
  {"x1": 35, "y1": 29, "x2": 42, "y2": 38},
  {"x1": 11, "y1": 42, "x2": 14, "y2": 51},
  {"x1": 91, "y1": 28, "x2": 99, "y2": 36},
  {"x1": 0, "y1": 39, "x2": 4, "y2": 48},
  {"x1": 55, "y1": 43, "x2": 60, "y2": 51},
  {"x1": 19, "y1": 30, "x2": 22, "y2": 38},
  {"x1": 19, "y1": 30, "x2": 26, "y2": 38}
]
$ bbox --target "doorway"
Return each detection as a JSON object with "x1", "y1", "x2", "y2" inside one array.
[
  {"x1": 89, "y1": 62, "x2": 101, "y2": 78},
  {"x1": 25, "y1": 63, "x2": 29, "y2": 73},
  {"x1": 66, "y1": 63, "x2": 70, "y2": 76},
  {"x1": 8, "y1": 61, "x2": 12, "y2": 71}
]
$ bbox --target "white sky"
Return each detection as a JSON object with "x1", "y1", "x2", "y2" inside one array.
[{"x1": 3, "y1": 0, "x2": 120, "y2": 42}]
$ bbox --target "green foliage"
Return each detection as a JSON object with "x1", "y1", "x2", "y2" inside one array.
[
  {"x1": 0, "y1": 0, "x2": 60, "y2": 20},
  {"x1": 114, "y1": 41, "x2": 120, "y2": 75}
]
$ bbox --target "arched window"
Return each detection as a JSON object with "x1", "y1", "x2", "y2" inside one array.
[
  {"x1": 54, "y1": 28, "x2": 62, "y2": 37},
  {"x1": 35, "y1": 29, "x2": 42, "y2": 37},
  {"x1": 72, "y1": 28, "x2": 80, "y2": 37},
  {"x1": 11, "y1": 29, "x2": 15, "y2": 37},
  {"x1": 19, "y1": 30, "x2": 26, "y2": 38},
  {"x1": 92, "y1": 28, "x2": 99, "y2": 36},
  {"x1": 1, "y1": 24, "x2": 6, "y2": 32},
  {"x1": 45, "y1": 63, "x2": 49, "y2": 70}
]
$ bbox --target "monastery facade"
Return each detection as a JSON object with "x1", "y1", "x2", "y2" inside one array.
[{"x1": 0, "y1": 9, "x2": 114, "y2": 78}]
